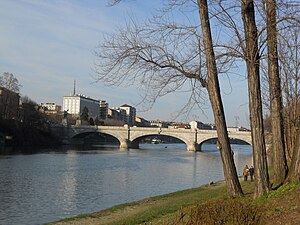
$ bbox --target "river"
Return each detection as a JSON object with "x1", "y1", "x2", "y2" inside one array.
[{"x1": 0, "y1": 143, "x2": 252, "y2": 225}]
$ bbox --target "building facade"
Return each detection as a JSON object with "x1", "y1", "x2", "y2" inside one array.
[
  {"x1": 168, "y1": 122, "x2": 191, "y2": 129},
  {"x1": 99, "y1": 100, "x2": 108, "y2": 120},
  {"x1": 0, "y1": 87, "x2": 20, "y2": 119},
  {"x1": 189, "y1": 121, "x2": 214, "y2": 130},
  {"x1": 149, "y1": 120, "x2": 168, "y2": 128},
  {"x1": 63, "y1": 94, "x2": 100, "y2": 119},
  {"x1": 39, "y1": 103, "x2": 62, "y2": 114},
  {"x1": 109, "y1": 107, "x2": 127, "y2": 122},
  {"x1": 135, "y1": 116, "x2": 150, "y2": 127},
  {"x1": 119, "y1": 104, "x2": 136, "y2": 126}
]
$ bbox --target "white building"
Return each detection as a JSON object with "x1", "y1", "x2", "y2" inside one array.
[
  {"x1": 63, "y1": 94, "x2": 100, "y2": 119},
  {"x1": 149, "y1": 120, "x2": 168, "y2": 128},
  {"x1": 189, "y1": 121, "x2": 213, "y2": 130},
  {"x1": 119, "y1": 104, "x2": 136, "y2": 126},
  {"x1": 40, "y1": 103, "x2": 61, "y2": 114}
]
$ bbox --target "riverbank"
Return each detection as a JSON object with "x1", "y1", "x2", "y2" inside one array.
[
  {"x1": 0, "y1": 119, "x2": 61, "y2": 152},
  {"x1": 49, "y1": 180, "x2": 300, "y2": 225}
]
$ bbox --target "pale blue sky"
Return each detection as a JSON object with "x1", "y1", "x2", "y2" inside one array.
[{"x1": 0, "y1": 0, "x2": 250, "y2": 127}]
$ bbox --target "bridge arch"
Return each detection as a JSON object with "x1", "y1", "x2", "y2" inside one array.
[
  {"x1": 198, "y1": 133, "x2": 252, "y2": 151},
  {"x1": 130, "y1": 131, "x2": 199, "y2": 151},
  {"x1": 130, "y1": 134, "x2": 185, "y2": 149},
  {"x1": 67, "y1": 126, "x2": 127, "y2": 147},
  {"x1": 95, "y1": 127, "x2": 131, "y2": 149},
  {"x1": 72, "y1": 131, "x2": 120, "y2": 145}
]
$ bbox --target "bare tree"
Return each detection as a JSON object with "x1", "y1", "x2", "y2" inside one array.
[
  {"x1": 96, "y1": 0, "x2": 243, "y2": 196},
  {"x1": 208, "y1": 0, "x2": 271, "y2": 197},
  {"x1": 288, "y1": 124, "x2": 300, "y2": 182},
  {"x1": 197, "y1": 0, "x2": 242, "y2": 196},
  {"x1": 20, "y1": 95, "x2": 35, "y2": 105},
  {"x1": 191, "y1": 0, "x2": 298, "y2": 189},
  {"x1": 270, "y1": 1, "x2": 300, "y2": 182},
  {"x1": 241, "y1": 0, "x2": 271, "y2": 197},
  {"x1": 280, "y1": 28, "x2": 300, "y2": 182},
  {"x1": 279, "y1": 27, "x2": 300, "y2": 155},
  {"x1": 0, "y1": 72, "x2": 21, "y2": 120},
  {"x1": 0, "y1": 72, "x2": 21, "y2": 93},
  {"x1": 264, "y1": 0, "x2": 288, "y2": 186}
]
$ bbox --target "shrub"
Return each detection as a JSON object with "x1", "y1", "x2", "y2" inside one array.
[{"x1": 171, "y1": 199, "x2": 262, "y2": 225}]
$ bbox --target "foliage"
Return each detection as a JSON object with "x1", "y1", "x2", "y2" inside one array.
[
  {"x1": 266, "y1": 182, "x2": 299, "y2": 199},
  {"x1": 0, "y1": 118, "x2": 59, "y2": 148},
  {"x1": 21, "y1": 95, "x2": 36, "y2": 105},
  {"x1": 80, "y1": 106, "x2": 89, "y2": 121},
  {"x1": 89, "y1": 117, "x2": 94, "y2": 125},
  {"x1": 20, "y1": 96, "x2": 42, "y2": 126},
  {"x1": 0, "y1": 94, "x2": 61, "y2": 148},
  {"x1": 94, "y1": 117, "x2": 100, "y2": 125}
]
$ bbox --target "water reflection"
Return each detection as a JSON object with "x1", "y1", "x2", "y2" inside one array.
[
  {"x1": 0, "y1": 143, "x2": 252, "y2": 225},
  {"x1": 58, "y1": 153, "x2": 78, "y2": 213}
]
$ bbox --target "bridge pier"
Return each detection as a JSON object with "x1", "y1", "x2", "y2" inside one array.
[
  {"x1": 187, "y1": 141, "x2": 201, "y2": 152},
  {"x1": 198, "y1": 143, "x2": 203, "y2": 152},
  {"x1": 130, "y1": 141, "x2": 139, "y2": 149},
  {"x1": 120, "y1": 138, "x2": 131, "y2": 149}
]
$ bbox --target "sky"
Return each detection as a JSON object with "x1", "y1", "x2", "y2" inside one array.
[{"x1": 0, "y1": 0, "x2": 250, "y2": 127}]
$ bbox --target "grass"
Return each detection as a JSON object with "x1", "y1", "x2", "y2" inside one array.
[
  {"x1": 49, "y1": 181, "x2": 227, "y2": 225},
  {"x1": 49, "y1": 180, "x2": 300, "y2": 225}
]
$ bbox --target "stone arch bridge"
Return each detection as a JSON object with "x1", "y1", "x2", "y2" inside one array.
[{"x1": 51, "y1": 125, "x2": 252, "y2": 151}]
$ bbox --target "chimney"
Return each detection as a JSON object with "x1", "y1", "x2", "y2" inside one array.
[{"x1": 73, "y1": 80, "x2": 76, "y2": 96}]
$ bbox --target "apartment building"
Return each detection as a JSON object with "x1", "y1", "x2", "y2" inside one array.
[
  {"x1": 109, "y1": 107, "x2": 127, "y2": 122},
  {"x1": 63, "y1": 94, "x2": 100, "y2": 119},
  {"x1": 99, "y1": 100, "x2": 108, "y2": 120},
  {"x1": 119, "y1": 104, "x2": 136, "y2": 126}
]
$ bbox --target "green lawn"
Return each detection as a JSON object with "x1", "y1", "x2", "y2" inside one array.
[{"x1": 50, "y1": 179, "x2": 300, "y2": 225}]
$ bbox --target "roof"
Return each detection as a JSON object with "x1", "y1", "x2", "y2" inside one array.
[{"x1": 120, "y1": 104, "x2": 132, "y2": 107}]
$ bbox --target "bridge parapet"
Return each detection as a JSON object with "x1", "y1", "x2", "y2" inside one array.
[{"x1": 55, "y1": 125, "x2": 251, "y2": 151}]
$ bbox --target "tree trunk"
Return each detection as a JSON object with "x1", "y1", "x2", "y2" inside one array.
[
  {"x1": 266, "y1": 0, "x2": 288, "y2": 186},
  {"x1": 283, "y1": 81, "x2": 293, "y2": 161},
  {"x1": 281, "y1": 30, "x2": 299, "y2": 162},
  {"x1": 288, "y1": 126, "x2": 300, "y2": 182},
  {"x1": 197, "y1": 0, "x2": 243, "y2": 197},
  {"x1": 241, "y1": 0, "x2": 271, "y2": 197}
]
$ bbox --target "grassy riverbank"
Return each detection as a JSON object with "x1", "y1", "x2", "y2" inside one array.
[{"x1": 50, "y1": 179, "x2": 300, "y2": 225}]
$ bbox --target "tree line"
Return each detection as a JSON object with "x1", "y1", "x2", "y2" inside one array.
[
  {"x1": 0, "y1": 72, "x2": 61, "y2": 148},
  {"x1": 94, "y1": 0, "x2": 300, "y2": 197}
]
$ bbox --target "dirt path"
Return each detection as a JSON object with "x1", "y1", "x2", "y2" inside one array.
[{"x1": 54, "y1": 199, "x2": 162, "y2": 225}]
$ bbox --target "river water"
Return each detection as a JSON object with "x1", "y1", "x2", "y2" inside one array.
[{"x1": 0, "y1": 143, "x2": 252, "y2": 225}]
